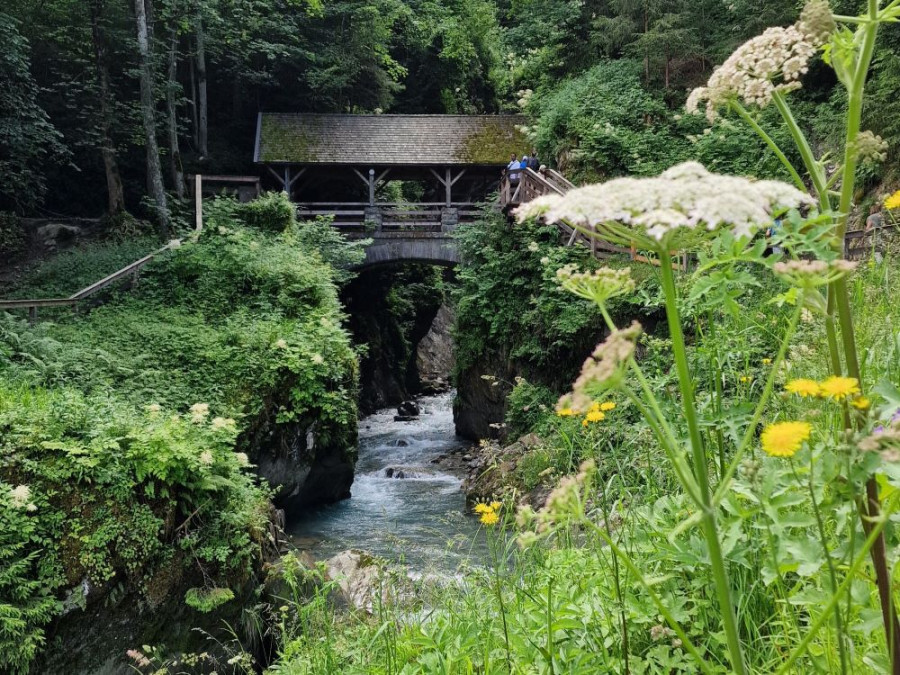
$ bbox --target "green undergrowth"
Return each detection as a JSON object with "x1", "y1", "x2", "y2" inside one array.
[
  {"x1": 0, "y1": 193, "x2": 363, "y2": 673},
  {"x1": 256, "y1": 243, "x2": 900, "y2": 673},
  {"x1": 453, "y1": 209, "x2": 661, "y2": 388}
]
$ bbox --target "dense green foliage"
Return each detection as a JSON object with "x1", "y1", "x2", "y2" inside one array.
[
  {"x1": 454, "y1": 207, "x2": 658, "y2": 379},
  {"x1": 0, "y1": 194, "x2": 362, "y2": 672}
]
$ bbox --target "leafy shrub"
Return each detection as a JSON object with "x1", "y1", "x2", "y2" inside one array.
[
  {"x1": 237, "y1": 191, "x2": 296, "y2": 233},
  {"x1": 0, "y1": 195, "x2": 362, "y2": 671}
]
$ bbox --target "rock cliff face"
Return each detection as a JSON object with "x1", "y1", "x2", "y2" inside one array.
[
  {"x1": 245, "y1": 400, "x2": 357, "y2": 512},
  {"x1": 416, "y1": 304, "x2": 455, "y2": 394},
  {"x1": 453, "y1": 350, "x2": 517, "y2": 441}
]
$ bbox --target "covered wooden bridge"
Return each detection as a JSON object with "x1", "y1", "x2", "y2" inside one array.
[{"x1": 254, "y1": 113, "x2": 528, "y2": 267}]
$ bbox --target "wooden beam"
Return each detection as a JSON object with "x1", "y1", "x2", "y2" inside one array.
[
  {"x1": 429, "y1": 168, "x2": 448, "y2": 186},
  {"x1": 283, "y1": 166, "x2": 291, "y2": 194},
  {"x1": 288, "y1": 167, "x2": 306, "y2": 189},
  {"x1": 445, "y1": 167, "x2": 452, "y2": 207},
  {"x1": 264, "y1": 164, "x2": 284, "y2": 184},
  {"x1": 352, "y1": 168, "x2": 369, "y2": 186},
  {"x1": 450, "y1": 169, "x2": 466, "y2": 187}
]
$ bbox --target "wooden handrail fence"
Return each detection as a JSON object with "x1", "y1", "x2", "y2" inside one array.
[{"x1": 0, "y1": 176, "x2": 205, "y2": 324}]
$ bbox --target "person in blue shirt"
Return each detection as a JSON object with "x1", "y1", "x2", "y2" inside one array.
[
  {"x1": 507, "y1": 154, "x2": 520, "y2": 185},
  {"x1": 519, "y1": 154, "x2": 529, "y2": 170}
]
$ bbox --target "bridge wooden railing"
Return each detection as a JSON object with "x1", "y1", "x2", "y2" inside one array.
[{"x1": 0, "y1": 177, "x2": 206, "y2": 324}]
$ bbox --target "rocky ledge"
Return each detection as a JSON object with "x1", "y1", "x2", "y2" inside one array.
[{"x1": 460, "y1": 433, "x2": 554, "y2": 509}]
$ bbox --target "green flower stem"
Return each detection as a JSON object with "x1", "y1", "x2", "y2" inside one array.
[
  {"x1": 597, "y1": 303, "x2": 682, "y2": 456},
  {"x1": 657, "y1": 248, "x2": 746, "y2": 675},
  {"x1": 771, "y1": 91, "x2": 830, "y2": 212},
  {"x1": 712, "y1": 298, "x2": 803, "y2": 507},
  {"x1": 776, "y1": 492, "x2": 899, "y2": 675},
  {"x1": 623, "y1": 387, "x2": 702, "y2": 506},
  {"x1": 581, "y1": 517, "x2": 717, "y2": 675},
  {"x1": 728, "y1": 100, "x2": 806, "y2": 191},
  {"x1": 790, "y1": 456, "x2": 849, "y2": 675},
  {"x1": 832, "y1": 6, "x2": 900, "y2": 668}
]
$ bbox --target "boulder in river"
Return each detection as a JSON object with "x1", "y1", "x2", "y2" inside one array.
[{"x1": 397, "y1": 400, "x2": 420, "y2": 417}]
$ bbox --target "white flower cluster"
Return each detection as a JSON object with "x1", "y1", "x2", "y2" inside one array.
[
  {"x1": 687, "y1": 25, "x2": 818, "y2": 121},
  {"x1": 9, "y1": 484, "x2": 36, "y2": 511},
  {"x1": 517, "y1": 161, "x2": 812, "y2": 243}
]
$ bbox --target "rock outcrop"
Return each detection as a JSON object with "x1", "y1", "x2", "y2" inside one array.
[
  {"x1": 462, "y1": 433, "x2": 553, "y2": 509},
  {"x1": 245, "y1": 406, "x2": 357, "y2": 513},
  {"x1": 454, "y1": 351, "x2": 516, "y2": 440},
  {"x1": 416, "y1": 304, "x2": 455, "y2": 394}
]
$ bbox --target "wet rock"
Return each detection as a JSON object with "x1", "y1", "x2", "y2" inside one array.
[
  {"x1": 395, "y1": 470, "x2": 406, "y2": 479},
  {"x1": 395, "y1": 439, "x2": 409, "y2": 447},
  {"x1": 385, "y1": 467, "x2": 394, "y2": 478},
  {"x1": 397, "y1": 400, "x2": 420, "y2": 417}
]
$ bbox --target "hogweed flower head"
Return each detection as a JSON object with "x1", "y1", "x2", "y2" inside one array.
[
  {"x1": 556, "y1": 264, "x2": 635, "y2": 305},
  {"x1": 518, "y1": 162, "x2": 811, "y2": 247},
  {"x1": 558, "y1": 321, "x2": 641, "y2": 413},
  {"x1": 772, "y1": 259, "x2": 856, "y2": 288},
  {"x1": 761, "y1": 420, "x2": 812, "y2": 457},
  {"x1": 687, "y1": 25, "x2": 817, "y2": 121},
  {"x1": 799, "y1": 0, "x2": 836, "y2": 45}
]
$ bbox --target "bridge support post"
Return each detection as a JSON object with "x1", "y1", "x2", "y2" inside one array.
[
  {"x1": 441, "y1": 207, "x2": 458, "y2": 232},
  {"x1": 364, "y1": 206, "x2": 383, "y2": 232}
]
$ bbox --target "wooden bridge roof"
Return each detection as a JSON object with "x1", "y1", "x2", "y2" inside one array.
[{"x1": 253, "y1": 113, "x2": 529, "y2": 166}]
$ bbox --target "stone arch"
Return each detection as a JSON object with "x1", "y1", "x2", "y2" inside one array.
[{"x1": 353, "y1": 236, "x2": 459, "y2": 270}]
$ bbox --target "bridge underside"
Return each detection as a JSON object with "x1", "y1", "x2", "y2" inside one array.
[{"x1": 348, "y1": 232, "x2": 458, "y2": 270}]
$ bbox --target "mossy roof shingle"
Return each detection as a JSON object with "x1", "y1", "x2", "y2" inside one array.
[{"x1": 254, "y1": 113, "x2": 529, "y2": 166}]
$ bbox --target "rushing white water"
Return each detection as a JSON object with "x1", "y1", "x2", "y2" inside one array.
[{"x1": 288, "y1": 391, "x2": 484, "y2": 569}]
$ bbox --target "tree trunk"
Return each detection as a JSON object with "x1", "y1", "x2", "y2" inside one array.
[
  {"x1": 133, "y1": 0, "x2": 170, "y2": 238},
  {"x1": 189, "y1": 46, "x2": 199, "y2": 148},
  {"x1": 196, "y1": 12, "x2": 208, "y2": 161},
  {"x1": 167, "y1": 27, "x2": 185, "y2": 200},
  {"x1": 89, "y1": 0, "x2": 126, "y2": 216}
]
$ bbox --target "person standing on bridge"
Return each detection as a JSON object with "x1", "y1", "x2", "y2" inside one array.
[
  {"x1": 507, "y1": 154, "x2": 521, "y2": 185},
  {"x1": 528, "y1": 149, "x2": 540, "y2": 172},
  {"x1": 519, "y1": 154, "x2": 529, "y2": 171}
]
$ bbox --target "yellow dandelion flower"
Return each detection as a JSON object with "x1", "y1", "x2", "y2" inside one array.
[
  {"x1": 589, "y1": 402, "x2": 601, "y2": 413},
  {"x1": 490, "y1": 501, "x2": 502, "y2": 511},
  {"x1": 480, "y1": 510, "x2": 500, "y2": 526},
  {"x1": 852, "y1": 396, "x2": 871, "y2": 410},
  {"x1": 585, "y1": 410, "x2": 605, "y2": 423},
  {"x1": 599, "y1": 402, "x2": 616, "y2": 411},
  {"x1": 740, "y1": 375, "x2": 753, "y2": 384},
  {"x1": 473, "y1": 503, "x2": 492, "y2": 514},
  {"x1": 761, "y1": 421, "x2": 812, "y2": 458},
  {"x1": 884, "y1": 190, "x2": 900, "y2": 210},
  {"x1": 557, "y1": 408, "x2": 576, "y2": 417},
  {"x1": 762, "y1": 358, "x2": 772, "y2": 366},
  {"x1": 819, "y1": 376, "x2": 861, "y2": 400},
  {"x1": 785, "y1": 378, "x2": 821, "y2": 398}
]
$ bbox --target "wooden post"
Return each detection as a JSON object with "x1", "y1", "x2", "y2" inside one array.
[
  {"x1": 368, "y1": 169, "x2": 376, "y2": 207},
  {"x1": 445, "y1": 167, "x2": 452, "y2": 207},
  {"x1": 195, "y1": 174, "x2": 203, "y2": 237},
  {"x1": 28, "y1": 306, "x2": 37, "y2": 326},
  {"x1": 283, "y1": 166, "x2": 292, "y2": 196}
]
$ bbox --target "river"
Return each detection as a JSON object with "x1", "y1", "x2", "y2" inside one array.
[{"x1": 288, "y1": 391, "x2": 484, "y2": 570}]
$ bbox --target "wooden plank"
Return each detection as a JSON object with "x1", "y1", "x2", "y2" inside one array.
[{"x1": 0, "y1": 298, "x2": 79, "y2": 310}]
